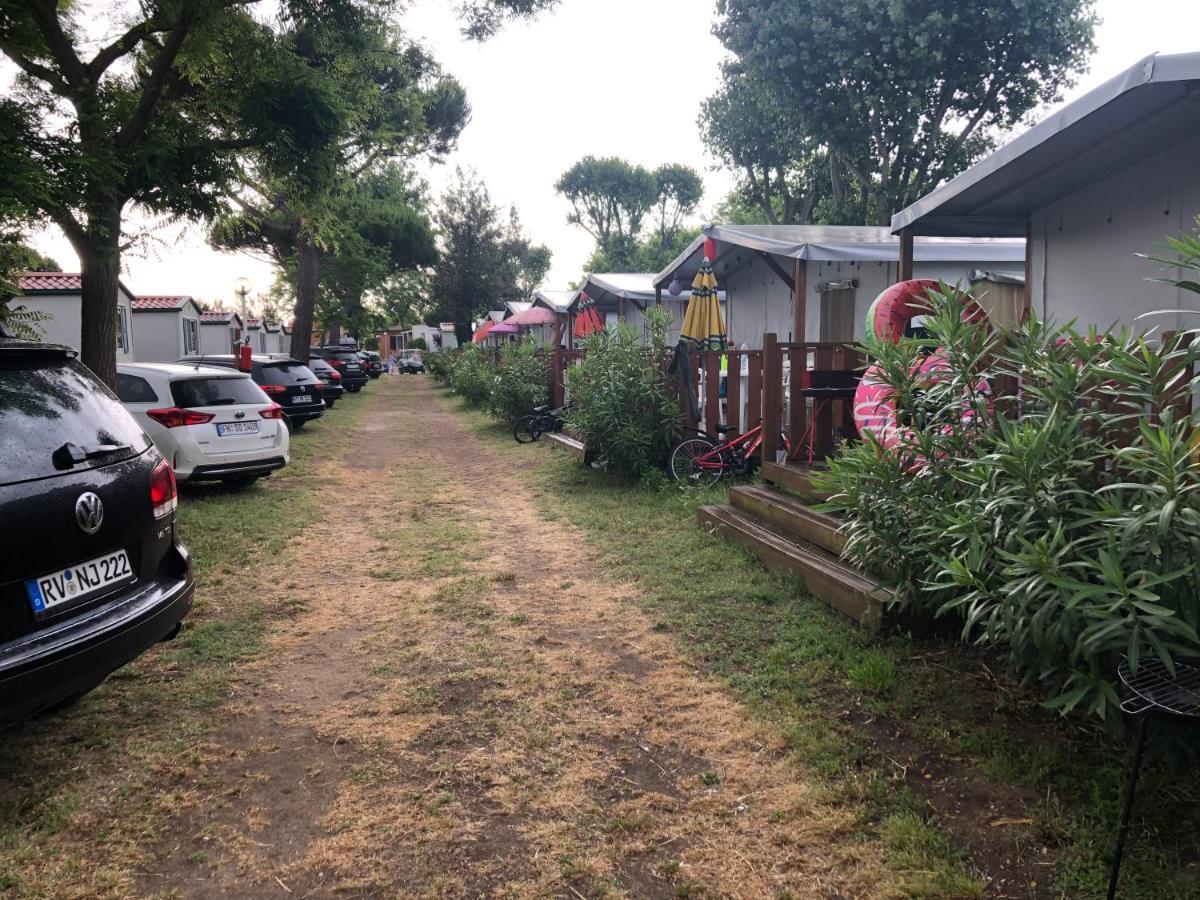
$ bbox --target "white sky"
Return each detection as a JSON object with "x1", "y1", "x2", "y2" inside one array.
[{"x1": 25, "y1": 0, "x2": 1200, "y2": 312}]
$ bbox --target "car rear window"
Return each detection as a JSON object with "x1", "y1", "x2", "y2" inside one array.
[
  {"x1": 171, "y1": 376, "x2": 266, "y2": 408},
  {"x1": 0, "y1": 354, "x2": 151, "y2": 486},
  {"x1": 326, "y1": 351, "x2": 360, "y2": 362},
  {"x1": 259, "y1": 362, "x2": 316, "y2": 385}
]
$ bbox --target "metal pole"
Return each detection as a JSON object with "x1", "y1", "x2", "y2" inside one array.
[{"x1": 1107, "y1": 713, "x2": 1151, "y2": 900}]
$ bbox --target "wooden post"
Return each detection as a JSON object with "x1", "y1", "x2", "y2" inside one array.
[
  {"x1": 655, "y1": 286, "x2": 662, "y2": 307},
  {"x1": 727, "y1": 351, "x2": 742, "y2": 434},
  {"x1": 812, "y1": 345, "x2": 835, "y2": 459},
  {"x1": 762, "y1": 333, "x2": 781, "y2": 465},
  {"x1": 1023, "y1": 218, "x2": 1033, "y2": 322},
  {"x1": 747, "y1": 351, "x2": 762, "y2": 430},
  {"x1": 899, "y1": 227, "x2": 914, "y2": 282},
  {"x1": 792, "y1": 258, "x2": 807, "y2": 343},
  {"x1": 619, "y1": 298, "x2": 627, "y2": 323},
  {"x1": 551, "y1": 345, "x2": 565, "y2": 408},
  {"x1": 704, "y1": 351, "x2": 721, "y2": 434},
  {"x1": 567, "y1": 311, "x2": 575, "y2": 350}
]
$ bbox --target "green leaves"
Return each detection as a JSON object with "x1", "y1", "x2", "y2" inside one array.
[{"x1": 822, "y1": 283, "x2": 1200, "y2": 730}]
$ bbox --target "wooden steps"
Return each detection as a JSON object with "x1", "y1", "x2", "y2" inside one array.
[
  {"x1": 698, "y1": 478, "x2": 890, "y2": 630},
  {"x1": 545, "y1": 431, "x2": 586, "y2": 461},
  {"x1": 760, "y1": 460, "x2": 833, "y2": 501}
]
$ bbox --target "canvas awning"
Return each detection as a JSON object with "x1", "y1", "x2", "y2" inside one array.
[
  {"x1": 507, "y1": 306, "x2": 560, "y2": 327},
  {"x1": 653, "y1": 224, "x2": 1024, "y2": 288},
  {"x1": 572, "y1": 273, "x2": 660, "y2": 310},
  {"x1": 890, "y1": 52, "x2": 1200, "y2": 237},
  {"x1": 532, "y1": 289, "x2": 577, "y2": 314}
]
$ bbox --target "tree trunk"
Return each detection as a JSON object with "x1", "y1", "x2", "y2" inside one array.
[
  {"x1": 329, "y1": 318, "x2": 342, "y2": 344},
  {"x1": 77, "y1": 207, "x2": 123, "y2": 388},
  {"x1": 290, "y1": 234, "x2": 321, "y2": 360}
]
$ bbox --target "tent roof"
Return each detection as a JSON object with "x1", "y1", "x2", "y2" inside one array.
[
  {"x1": 653, "y1": 224, "x2": 1024, "y2": 287},
  {"x1": 891, "y1": 52, "x2": 1200, "y2": 237},
  {"x1": 486, "y1": 310, "x2": 506, "y2": 323},
  {"x1": 575, "y1": 273, "x2": 659, "y2": 308},
  {"x1": 505, "y1": 301, "x2": 532, "y2": 317},
  {"x1": 532, "y1": 289, "x2": 577, "y2": 314}
]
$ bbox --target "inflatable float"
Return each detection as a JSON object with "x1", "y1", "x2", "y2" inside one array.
[{"x1": 853, "y1": 280, "x2": 990, "y2": 464}]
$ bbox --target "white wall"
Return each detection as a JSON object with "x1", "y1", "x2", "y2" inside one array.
[
  {"x1": 22, "y1": 292, "x2": 136, "y2": 361},
  {"x1": 200, "y1": 323, "x2": 237, "y2": 355},
  {"x1": 133, "y1": 312, "x2": 180, "y2": 361},
  {"x1": 1029, "y1": 133, "x2": 1200, "y2": 334}
]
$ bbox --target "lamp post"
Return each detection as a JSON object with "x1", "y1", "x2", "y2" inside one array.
[{"x1": 233, "y1": 276, "x2": 251, "y2": 340}]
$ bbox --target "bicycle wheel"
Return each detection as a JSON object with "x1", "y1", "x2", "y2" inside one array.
[
  {"x1": 669, "y1": 437, "x2": 727, "y2": 487},
  {"x1": 513, "y1": 415, "x2": 537, "y2": 444}
]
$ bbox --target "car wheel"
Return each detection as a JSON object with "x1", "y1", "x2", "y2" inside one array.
[
  {"x1": 291, "y1": 418, "x2": 305, "y2": 430},
  {"x1": 325, "y1": 399, "x2": 336, "y2": 409},
  {"x1": 222, "y1": 475, "x2": 260, "y2": 490},
  {"x1": 348, "y1": 385, "x2": 362, "y2": 393}
]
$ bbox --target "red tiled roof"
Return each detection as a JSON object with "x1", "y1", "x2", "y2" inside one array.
[
  {"x1": 133, "y1": 295, "x2": 193, "y2": 311},
  {"x1": 246, "y1": 317, "x2": 261, "y2": 327},
  {"x1": 200, "y1": 311, "x2": 239, "y2": 323},
  {"x1": 18, "y1": 272, "x2": 82, "y2": 292}
]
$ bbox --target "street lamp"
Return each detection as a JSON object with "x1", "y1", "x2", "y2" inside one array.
[{"x1": 233, "y1": 276, "x2": 251, "y2": 343}]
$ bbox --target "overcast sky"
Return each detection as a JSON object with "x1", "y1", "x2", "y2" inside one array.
[{"x1": 26, "y1": 0, "x2": 1200, "y2": 312}]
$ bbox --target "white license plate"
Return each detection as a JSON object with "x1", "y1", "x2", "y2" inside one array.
[
  {"x1": 216, "y1": 420, "x2": 260, "y2": 436},
  {"x1": 292, "y1": 394, "x2": 313, "y2": 404},
  {"x1": 26, "y1": 549, "x2": 135, "y2": 615}
]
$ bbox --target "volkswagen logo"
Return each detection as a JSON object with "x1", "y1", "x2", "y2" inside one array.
[{"x1": 75, "y1": 492, "x2": 104, "y2": 534}]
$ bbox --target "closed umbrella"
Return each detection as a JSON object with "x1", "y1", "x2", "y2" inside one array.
[
  {"x1": 573, "y1": 292, "x2": 604, "y2": 339},
  {"x1": 680, "y1": 257, "x2": 726, "y2": 350},
  {"x1": 671, "y1": 256, "x2": 726, "y2": 422},
  {"x1": 507, "y1": 306, "x2": 559, "y2": 327}
]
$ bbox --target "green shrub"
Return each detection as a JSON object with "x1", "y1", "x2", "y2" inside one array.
[
  {"x1": 489, "y1": 338, "x2": 549, "y2": 423},
  {"x1": 410, "y1": 336, "x2": 428, "y2": 351},
  {"x1": 818, "y1": 283, "x2": 1200, "y2": 727},
  {"x1": 425, "y1": 350, "x2": 454, "y2": 383},
  {"x1": 448, "y1": 344, "x2": 495, "y2": 406},
  {"x1": 566, "y1": 306, "x2": 681, "y2": 478}
]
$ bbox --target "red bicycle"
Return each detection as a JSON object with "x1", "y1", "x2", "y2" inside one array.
[{"x1": 668, "y1": 422, "x2": 791, "y2": 487}]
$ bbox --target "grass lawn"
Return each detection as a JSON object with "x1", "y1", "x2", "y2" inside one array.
[
  {"x1": 441, "y1": 385, "x2": 1200, "y2": 899},
  {"x1": 0, "y1": 397, "x2": 369, "y2": 896}
]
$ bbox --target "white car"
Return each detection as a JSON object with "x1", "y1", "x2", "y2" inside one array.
[{"x1": 116, "y1": 362, "x2": 290, "y2": 487}]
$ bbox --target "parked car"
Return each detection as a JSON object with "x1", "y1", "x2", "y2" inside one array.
[
  {"x1": 116, "y1": 363, "x2": 289, "y2": 487},
  {"x1": 400, "y1": 356, "x2": 425, "y2": 374},
  {"x1": 178, "y1": 354, "x2": 325, "y2": 429},
  {"x1": 1, "y1": 334, "x2": 193, "y2": 725},
  {"x1": 358, "y1": 350, "x2": 384, "y2": 379},
  {"x1": 305, "y1": 355, "x2": 344, "y2": 408},
  {"x1": 314, "y1": 346, "x2": 369, "y2": 393}
]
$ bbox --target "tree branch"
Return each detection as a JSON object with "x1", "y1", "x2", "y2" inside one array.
[
  {"x1": 0, "y1": 47, "x2": 71, "y2": 94},
  {"x1": 115, "y1": 6, "x2": 195, "y2": 150},
  {"x1": 26, "y1": 0, "x2": 88, "y2": 91},
  {"x1": 87, "y1": 19, "x2": 161, "y2": 80}
]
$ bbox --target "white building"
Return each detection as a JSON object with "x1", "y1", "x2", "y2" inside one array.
[
  {"x1": 132, "y1": 296, "x2": 204, "y2": 361},
  {"x1": 891, "y1": 52, "x2": 1200, "y2": 334},
  {"x1": 199, "y1": 310, "x2": 244, "y2": 354},
  {"x1": 17, "y1": 272, "x2": 137, "y2": 360},
  {"x1": 652, "y1": 226, "x2": 1023, "y2": 348}
]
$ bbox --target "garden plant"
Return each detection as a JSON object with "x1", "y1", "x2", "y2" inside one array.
[
  {"x1": 818, "y1": 284, "x2": 1200, "y2": 729},
  {"x1": 489, "y1": 338, "x2": 550, "y2": 424}
]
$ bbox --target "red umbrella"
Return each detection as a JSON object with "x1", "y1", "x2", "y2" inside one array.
[
  {"x1": 507, "y1": 306, "x2": 560, "y2": 327},
  {"x1": 472, "y1": 320, "x2": 495, "y2": 343},
  {"x1": 573, "y1": 292, "x2": 604, "y2": 338}
]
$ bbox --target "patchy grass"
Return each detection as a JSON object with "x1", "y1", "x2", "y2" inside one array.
[
  {"x1": 441, "y1": 386, "x2": 1200, "y2": 899},
  {"x1": 0, "y1": 397, "x2": 370, "y2": 897}
]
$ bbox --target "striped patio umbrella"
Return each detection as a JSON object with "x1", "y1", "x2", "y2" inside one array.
[
  {"x1": 573, "y1": 292, "x2": 604, "y2": 339},
  {"x1": 680, "y1": 257, "x2": 725, "y2": 350}
]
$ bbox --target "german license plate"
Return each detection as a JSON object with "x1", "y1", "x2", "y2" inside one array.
[
  {"x1": 292, "y1": 394, "x2": 312, "y2": 404},
  {"x1": 26, "y1": 549, "x2": 134, "y2": 615},
  {"x1": 216, "y1": 421, "x2": 260, "y2": 436}
]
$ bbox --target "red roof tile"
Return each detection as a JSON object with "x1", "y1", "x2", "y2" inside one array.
[
  {"x1": 18, "y1": 272, "x2": 82, "y2": 292},
  {"x1": 200, "y1": 311, "x2": 238, "y2": 323},
  {"x1": 133, "y1": 295, "x2": 193, "y2": 311}
]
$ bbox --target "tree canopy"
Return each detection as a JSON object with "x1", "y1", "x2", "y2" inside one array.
[{"x1": 714, "y1": 0, "x2": 1098, "y2": 225}]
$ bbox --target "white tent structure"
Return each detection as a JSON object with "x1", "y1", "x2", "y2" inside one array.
[
  {"x1": 653, "y1": 225, "x2": 1023, "y2": 348},
  {"x1": 891, "y1": 52, "x2": 1200, "y2": 333}
]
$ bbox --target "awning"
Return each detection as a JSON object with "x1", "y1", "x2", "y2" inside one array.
[
  {"x1": 890, "y1": 52, "x2": 1200, "y2": 236},
  {"x1": 532, "y1": 289, "x2": 578, "y2": 314},
  {"x1": 572, "y1": 273, "x2": 660, "y2": 310},
  {"x1": 653, "y1": 224, "x2": 1025, "y2": 288},
  {"x1": 507, "y1": 306, "x2": 560, "y2": 327}
]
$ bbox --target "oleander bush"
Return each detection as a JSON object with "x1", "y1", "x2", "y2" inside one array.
[
  {"x1": 447, "y1": 343, "x2": 495, "y2": 406},
  {"x1": 425, "y1": 350, "x2": 454, "y2": 383},
  {"x1": 566, "y1": 306, "x2": 681, "y2": 478},
  {"x1": 489, "y1": 337, "x2": 549, "y2": 423},
  {"x1": 817, "y1": 284, "x2": 1200, "y2": 727}
]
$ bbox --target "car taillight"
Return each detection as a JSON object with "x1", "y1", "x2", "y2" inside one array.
[
  {"x1": 147, "y1": 407, "x2": 215, "y2": 428},
  {"x1": 330, "y1": 369, "x2": 342, "y2": 381},
  {"x1": 150, "y1": 459, "x2": 178, "y2": 519},
  {"x1": 329, "y1": 359, "x2": 345, "y2": 369},
  {"x1": 259, "y1": 384, "x2": 286, "y2": 394},
  {"x1": 259, "y1": 403, "x2": 285, "y2": 420}
]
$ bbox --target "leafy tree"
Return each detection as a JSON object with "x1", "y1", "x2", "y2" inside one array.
[
  {"x1": 715, "y1": 0, "x2": 1097, "y2": 225},
  {"x1": 555, "y1": 156, "x2": 658, "y2": 270},
  {"x1": 649, "y1": 164, "x2": 703, "y2": 254},
  {"x1": 431, "y1": 169, "x2": 547, "y2": 344},
  {"x1": 0, "y1": 235, "x2": 58, "y2": 338},
  {"x1": 0, "y1": 1, "x2": 300, "y2": 384}
]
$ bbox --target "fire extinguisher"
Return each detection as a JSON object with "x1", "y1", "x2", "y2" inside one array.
[{"x1": 237, "y1": 340, "x2": 253, "y2": 372}]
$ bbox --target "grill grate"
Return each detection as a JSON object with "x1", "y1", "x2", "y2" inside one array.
[{"x1": 1118, "y1": 657, "x2": 1200, "y2": 718}]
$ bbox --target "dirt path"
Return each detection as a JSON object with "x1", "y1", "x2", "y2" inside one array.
[{"x1": 136, "y1": 376, "x2": 887, "y2": 898}]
